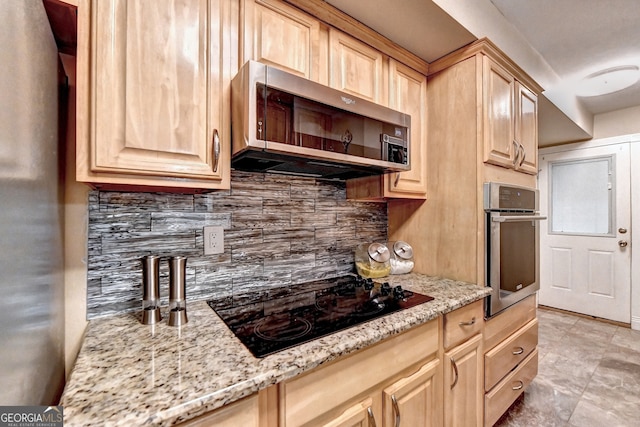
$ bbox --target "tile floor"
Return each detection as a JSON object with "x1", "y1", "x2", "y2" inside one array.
[{"x1": 495, "y1": 307, "x2": 640, "y2": 426}]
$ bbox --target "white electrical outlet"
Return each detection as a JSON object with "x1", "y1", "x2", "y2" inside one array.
[{"x1": 203, "y1": 226, "x2": 224, "y2": 255}]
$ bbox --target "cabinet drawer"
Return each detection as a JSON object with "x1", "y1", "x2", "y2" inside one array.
[
  {"x1": 484, "y1": 348, "x2": 538, "y2": 427},
  {"x1": 280, "y1": 320, "x2": 439, "y2": 427},
  {"x1": 485, "y1": 318, "x2": 537, "y2": 391},
  {"x1": 444, "y1": 300, "x2": 484, "y2": 349},
  {"x1": 484, "y1": 295, "x2": 536, "y2": 352}
]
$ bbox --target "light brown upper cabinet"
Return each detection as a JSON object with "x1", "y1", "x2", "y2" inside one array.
[
  {"x1": 78, "y1": 0, "x2": 232, "y2": 190},
  {"x1": 328, "y1": 29, "x2": 387, "y2": 105},
  {"x1": 386, "y1": 60, "x2": 428, "y2": 196},
  {"x1": 241, "y1": 0, "x2": 431, "y2": 200},
  {"x1": 483, "y1": 58, "x2": 515, "y2": 169},
  {"x1": 241, "y1": 0, "x2": 325, "y2": 83},
  {"x1": 514, "y1": 81, "x2": 538, "y2": 174},
  {"x1": 483, "y1": 56, "x2": 539, "y2": 175},
  {"x1": 346, "y1": 60, "x2": 428, "y2": 200}
]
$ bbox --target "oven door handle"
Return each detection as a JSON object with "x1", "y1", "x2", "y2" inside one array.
[{"x1": 492, "y1": 215, "x2": 547, "y2": 223}]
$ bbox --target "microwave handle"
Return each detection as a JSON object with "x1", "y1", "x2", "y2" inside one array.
[{"x1": 492, "y1": 215, "x2": 547, "y2": 223}]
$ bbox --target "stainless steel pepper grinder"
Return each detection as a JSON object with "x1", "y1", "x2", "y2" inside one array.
[
  {"x1": 141, "y1": 255, "x2": 162, "y2": 325},
  {"x1": 168, "y1": 256, "x2": 188, "y2": 326}
]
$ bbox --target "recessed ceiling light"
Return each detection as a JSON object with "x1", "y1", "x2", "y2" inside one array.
[{"x1": 576, "y1": 65, "x2": 640, "y2": 97}]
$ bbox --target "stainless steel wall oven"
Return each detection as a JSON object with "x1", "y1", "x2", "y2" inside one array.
[{"x1": 484, "y1": 182, "x2": 546, "y2": 317}]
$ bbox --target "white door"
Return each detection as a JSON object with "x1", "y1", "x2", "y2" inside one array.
[{"x1": 538, "y1": 143, "x2": 631, "y2": 323}]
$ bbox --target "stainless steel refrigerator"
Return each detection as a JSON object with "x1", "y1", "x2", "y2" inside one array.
[{"x1": 0, "y1": 0, "x2": 65, "y2": 404}]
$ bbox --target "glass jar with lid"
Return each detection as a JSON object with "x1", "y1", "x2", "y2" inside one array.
[
  {"x1": 355, "y1": 242, "x2": 391, "y2": 278},
  {"x1": 388, "y1": 241, "x2": 415, "y2": 274}
]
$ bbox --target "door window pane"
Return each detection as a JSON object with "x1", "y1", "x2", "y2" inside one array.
[{"x1": 550, "y1": 156, "x2": 613, "y2": 235}]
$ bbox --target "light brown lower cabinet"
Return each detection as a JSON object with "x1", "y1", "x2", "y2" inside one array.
[
  {"x1": 178, "y1": 302, "x2": 494, "y2": 427},
  {"x1": 176, "y1": 394, "x2": 261, "y2": 427},
  {"x1": 483, "y1": 295, "x2": 538, "y2": 427},
  {"x1": 322, "y1": 396, "x2": 377, "y2": 427},
  {"x1": 314, "y1": 357, "x2": 442, "y2": 427},
  {"x1": 444, "y1": 334, "x2": 484, "y2": 427},
  {"x1": 484, "y1": 349, "x2": 538, "y2": 427},
  {"x1": 382, "y1": 358, "x2": 442, "y2": 427},
  {"x1": 280, "y1": 319, "x2": 441, "y2": 426}
]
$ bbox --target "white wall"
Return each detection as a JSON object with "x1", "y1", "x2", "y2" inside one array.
[
  {"x1": 433, "y1": 0, "x2": 594, "y2": 138},
  {"x1": 593, "y1": 106, "x2": 640, "y2": 140},
  {"x1": 631, "y1": 140, "x2": 640, "y2": 330}
]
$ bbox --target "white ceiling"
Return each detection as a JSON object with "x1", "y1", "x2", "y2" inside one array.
[
  {"x1": 322, "y1": 0, "x2": 476, "y2": 63},
  {"x1": 324, "y1": 0, "x2": 640, "y2": 144},
  {"x1": 490, "y1": 0, "x2": 640, "y2": 116}
]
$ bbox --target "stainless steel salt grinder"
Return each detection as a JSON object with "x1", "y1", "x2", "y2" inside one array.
[
  {"x1": 168, "y1": 256, "x2": 188, "y2": 326},
  {"x1": 141, "y1": 255, "x2": 162, "y2": 325}
]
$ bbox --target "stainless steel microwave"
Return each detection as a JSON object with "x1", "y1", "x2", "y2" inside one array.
[{"x1": 230, "y1": 60, "x2": 411, "y2": 180}]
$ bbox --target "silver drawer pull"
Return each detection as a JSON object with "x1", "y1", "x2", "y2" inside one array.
[
  {"x1": 212, "y1": 129, "x2": 220, "y2": 173},
  {"x1": 450, "y1": 357, "x2": 459, "y2": 389},
  {"x1": 391, "y1": 394, "x2": 401, "y2": 427},
  {"x1": 459, "y1": 317, "x2": 476, "y2": 326},
  {"x1": 492, "y1": 215, "x2": 547, "y2": 223},
  {"x1": 367, "y1": 406, "x2": 377, "y2": 427},
  {"x1": 512, "y1": 347, "x2": 524, "y2": 355},
  {"x1": 512, "y1": 380, "x2": 524, "y2": 391},
  {"x1": 512, "y1": 140, "x2": 519, "y2": 167}
]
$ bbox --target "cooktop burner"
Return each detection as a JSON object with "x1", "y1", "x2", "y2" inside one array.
[{"x1": 207, "y1": 274, "x2": 433, "y2": 358}]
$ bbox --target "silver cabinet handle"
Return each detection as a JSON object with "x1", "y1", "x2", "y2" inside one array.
[
  {"x1": 492, "y1": 215, "x2": 547, "y2": 223},
  {"x1": 394, "y1": 172, "x2": 401, "y2": 187},
  {"x1": 520, "y1": 144, "x2": 526, "y2": 166},
  {"x1": 459, "y1": 317, "x2": 476, "y2": 326},
  {"x1": 512, "y1": 380, "x2": 524, "y2": 391},
  {"x1": 512, "y1": 347, "x2": 524, "y2": 355},
  {"x1": 391, "y1": 394, "x2": 401, "y2": 427},
  {"x1": 512, "y1": 140, "x2": 520, "y2": 167},
  {"x1": 619, "y1": 240, "x2": 629, "y2": 248},
  {"x1": 619, "y1": 227, "x2": 628, "y2": 234},
  {"x1": 450, "y1": 357, "x2": 459, "y2": 389},
  {"x1": 212, "y1": 129, "x2": 220, "y2": 173},
  {"x1": 367, "y1": 406, "x2": 377, "y2": 427}
]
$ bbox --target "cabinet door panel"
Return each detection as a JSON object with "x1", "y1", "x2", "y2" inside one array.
[
  {"x1": 483, "y1": 56, "x2": 515, "y2": 169},
  {"x1": 383, "y1": 358, "x2": 442, "y2": 427},
  {"x1": 515, "y1": 82, "x2": 538, "y2": 174},
  {"x1": 281, "y1": 321, "x2": 438, "y2": 426},
  {"x1": 93, "y1": 0, "x2": 218, "y2": 179},
  {"x1": 329, "y1": 30, "x2": 385, "y2": 104},
  {"x1": 387, "y1": 60, "x2": 427, "y2": 196},
  {"x1": 444, "y1": 334, "x2": 483, "y2": 427},
  {"x1": 322, "y1": 397, "x2": 373, "y2": 427},
  {"x1": 177, "y1": 394, "x2": 260, "y2": 427},
  {"x1": 243, "y1": 0, "x2": 321, "y2": 80}
]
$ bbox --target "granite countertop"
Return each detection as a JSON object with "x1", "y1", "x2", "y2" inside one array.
[{"x1": 61, "y1": 273, "x2": 491, "y2": 426}]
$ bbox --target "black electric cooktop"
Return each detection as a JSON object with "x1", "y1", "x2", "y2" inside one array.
[{"x1": 207, "y1": 274, "x2": 433, "y2": 358}]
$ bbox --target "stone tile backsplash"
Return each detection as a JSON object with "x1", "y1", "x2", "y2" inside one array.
[{"x1": 86, "y1": 171, "x2": 388, "y2": 319}]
